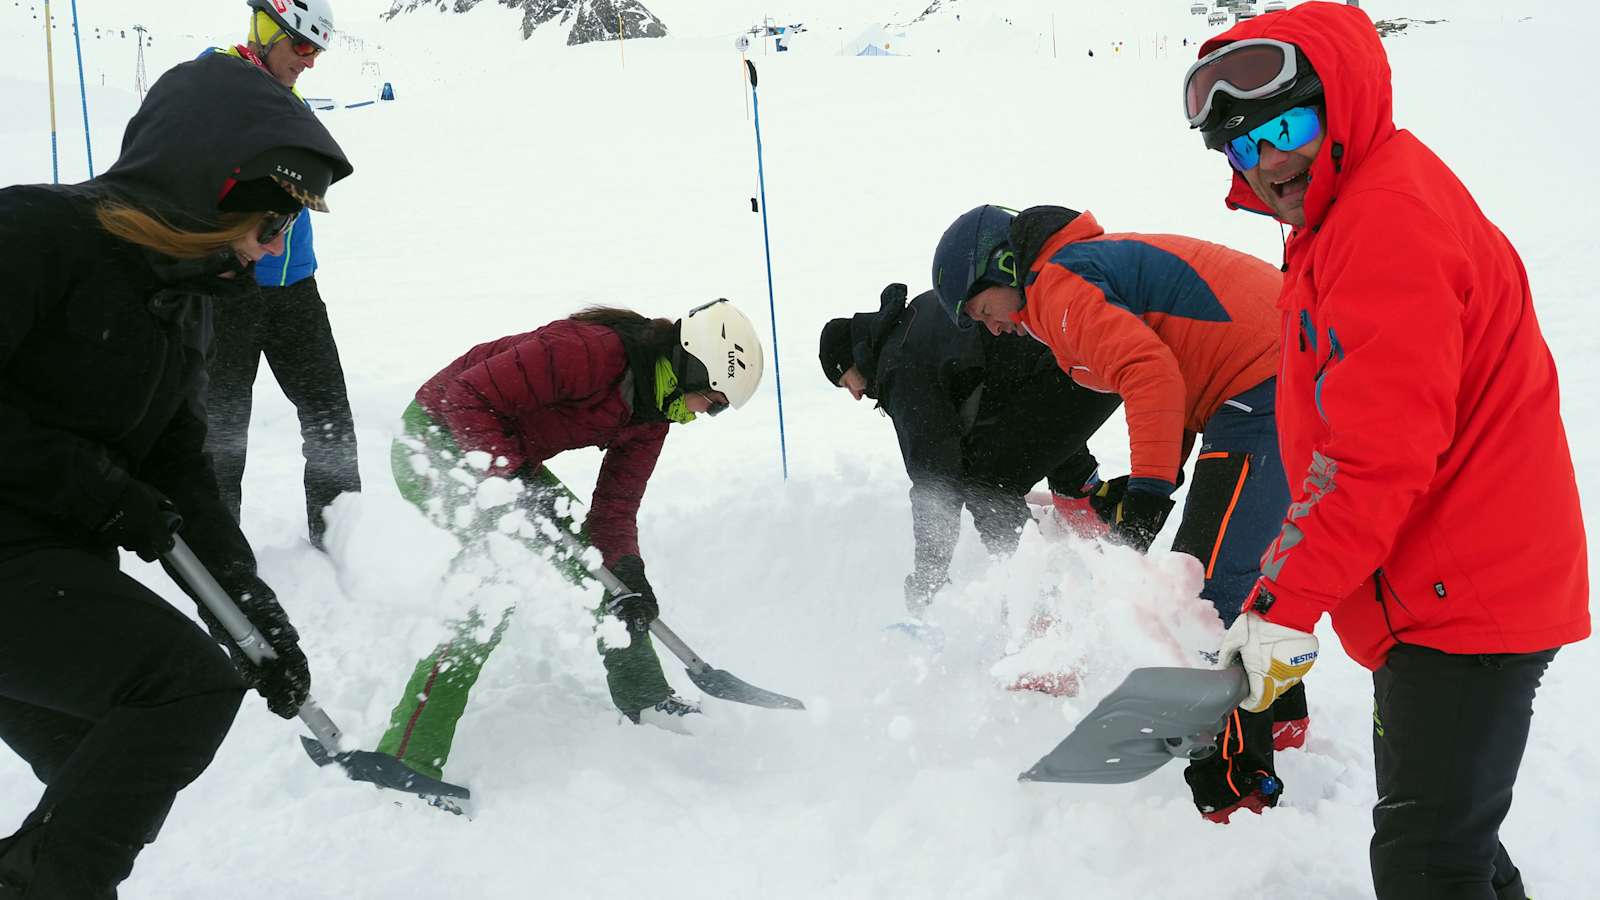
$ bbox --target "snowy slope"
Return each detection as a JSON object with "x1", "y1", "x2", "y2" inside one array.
[{"x1": 3, "y1": 1, "x2": 1599, "y2": 897}]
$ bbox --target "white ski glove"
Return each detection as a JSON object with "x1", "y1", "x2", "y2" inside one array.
[{"x1": 1217, "y1": 612, "x2": 1319, "y2": 714}]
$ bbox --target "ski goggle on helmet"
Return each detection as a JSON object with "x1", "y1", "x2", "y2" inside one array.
[
  {"x1": 1222, "y1": 106, "x2": 1321, "y2": 171},
  {"x1": 1183, "y1": 39, "x2": 1305, "y2": 127}
]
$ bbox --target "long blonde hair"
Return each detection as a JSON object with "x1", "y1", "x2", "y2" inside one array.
[{"x1": 95, "y1": 202, "x2": 266, "y2": 260}]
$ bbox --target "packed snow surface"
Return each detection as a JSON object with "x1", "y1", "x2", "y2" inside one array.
[{"x1": 2, "y1": 0, "x2": 1598, "y2": 897}]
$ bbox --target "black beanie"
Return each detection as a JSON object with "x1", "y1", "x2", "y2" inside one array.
[{"x1": 818, "y1": 318, "x2": 854, "y2": 385}]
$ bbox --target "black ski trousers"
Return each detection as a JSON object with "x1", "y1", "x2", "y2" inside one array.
[
  {"x1": 1370, "y1": 644, "x2": 1557, "y2": 900},
  {"x1": 0, "y1": 549, "x2": 245, "y2": 899},
  {"x1": 205, "y1": 276, "x2": 360, "y2": 547}
]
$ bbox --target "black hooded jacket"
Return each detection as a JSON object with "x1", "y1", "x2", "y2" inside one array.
[
  {"x1": 844, "y1": 285, "x2": 1121, "y2": 584},
  {"x1": 0, "y1": 53, "x2": 352, "y2": 597}
]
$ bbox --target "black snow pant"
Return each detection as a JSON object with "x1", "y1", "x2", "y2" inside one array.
[
  {"x1": 1370, "y1": 644, "x2": 1557, "y2": 900},
  {"x1": 205, "y1": 276, "x2": 361, "y2": 548},
  {"x1": 0, "y1": 549, "x2": 246, "y2": 899}
]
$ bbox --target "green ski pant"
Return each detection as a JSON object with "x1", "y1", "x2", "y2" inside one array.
[{"x1": 376, "y1": 402, "x2": 672, "y2": 780}]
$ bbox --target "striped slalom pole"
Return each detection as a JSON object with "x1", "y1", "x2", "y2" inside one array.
[
  {"x1": 70, "y1": 0, "x2": 93, "y2": 176},
  {"x1": 745, "y1": 60, "x2": 788, "y2": 480},
  {"x1": 43, "y1": 0, "x2": 60, "y2": 183}
]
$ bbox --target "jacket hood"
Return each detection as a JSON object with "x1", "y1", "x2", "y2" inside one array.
[
  {"x1": 96, "y1": 53, "x2": 352, "y2": 230},
  {"x1": 1199, "y1": 1, "x2": 1396, "y2": 229},
  {"x1": 845, "y1": 283, "x2": 910, "y2": 394},
  {"x1": 1011, "y1": 206, "x2": 1100, "y2": 272}
]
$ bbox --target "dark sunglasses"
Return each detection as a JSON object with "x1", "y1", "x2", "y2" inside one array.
[
  {"x1": 289, "y1": 37, "x2": 322, "y2": 58},
  {"x1": 257, "y1": 211, "x2": 294, "y2": 244},
  {"x1": 704, "y1": 395, "x2": 729, "y2": 417}
]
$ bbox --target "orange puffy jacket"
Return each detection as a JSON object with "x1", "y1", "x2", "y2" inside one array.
[
  {"x1": 1208, "y1": 3, "x2": 1589, "y2": 666},
  {"x1": 1011, "y1": 207, "x2": 1280, "y2": 485}
]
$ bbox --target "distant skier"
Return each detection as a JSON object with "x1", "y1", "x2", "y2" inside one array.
[
  {"x1": 1184, "y1": 4, "x2": 1589, "y2": 895},
  {"x1": 817, "y1": 283, "x2": 1122, "y2": 613},
  {"x1": 379, "y1": 301, "x2": 764, "y2": 779},
  {"x1": 202, "y1": 0, "x2": 361, "y2": 550},
  {"x1": 0, "y1": 53, "x2": 350, "y2": 897},
  {"x1": 932, "y1": 203, "x2": 1302, "y2": 821}
]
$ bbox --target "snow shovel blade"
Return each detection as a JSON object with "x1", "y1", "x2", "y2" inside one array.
[
  {"x1": 300, "y1": 736, "x2": 472, "y2": 812},
  {"x1": 684, "y1": 666, "x2": 806, "y2": 710},
  {"x1": 1018, "y1": 666, "x2": 1248, "y2": 785}
]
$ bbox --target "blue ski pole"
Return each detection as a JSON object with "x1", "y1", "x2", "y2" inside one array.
[
  {"x1": 70, "y1": 0, "x2": 93, "y2": 176},
  {"x1": 42, "y1": 0, "x2": 60, "y2": 183},
  {"x1": 745, "y1": 60, "x2": 788, "y2": 480}
]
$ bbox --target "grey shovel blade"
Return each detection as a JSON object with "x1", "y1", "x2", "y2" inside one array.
[
  {"x1": 684, "y1": 666, "x2": 806, "y2": 710},
  {"x1": 300, "y1": 736, "x2": 472, "y2": 813},
  {"x1": 1019, "y1": 666, "x2": 1248, "y2": 784}
]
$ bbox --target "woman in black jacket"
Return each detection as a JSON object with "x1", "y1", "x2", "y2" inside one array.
[{"x1": 0, "y1": 54, "x2": 351, "y2": 898}]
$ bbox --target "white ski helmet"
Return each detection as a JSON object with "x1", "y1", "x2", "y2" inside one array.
[
  {"x1": 249, "y1": 0, "x2": 335, "y2": 52},
  {"x1": 676, "y1": 299, "x2": 764, "y2": 412}
]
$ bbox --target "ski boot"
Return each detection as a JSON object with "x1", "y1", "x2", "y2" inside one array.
[{"x1": 625, "y1": 694, "x2": 702, "y2": 734}]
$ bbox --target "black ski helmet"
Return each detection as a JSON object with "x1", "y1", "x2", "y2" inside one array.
[
  {"x1": 1197, "y1": 45, "x2": 1324, "y2": 152},
  {"x1": 932, "y1": 204, "x2": 1019, "y2": 324}
]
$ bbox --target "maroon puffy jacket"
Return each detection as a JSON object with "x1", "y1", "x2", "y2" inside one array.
[{"x1": 416, "y1": 319, "x2": 668, "y2": 565}]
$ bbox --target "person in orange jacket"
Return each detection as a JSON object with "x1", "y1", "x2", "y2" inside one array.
[
  {"x1": 1183, "y1": 2, "x2": 1588, "y2": 896},
  {"x1": 932, "y1": 204, "x2": 1299, "y2": 820}
]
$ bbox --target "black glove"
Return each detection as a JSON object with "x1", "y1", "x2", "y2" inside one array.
[
  {"x1": 1086, "y1": 475, "x2": 1129, "y2": 523},
  {"x1": 607, "y1": 555, "x2": 658, "y2": 633},
  {"x1": 1086, "y1": 470, "x2": 1186, "y2": 525},
  {"x1": 98, "y1": 480, "x2": 183, "y2": 562},
  {"x1": 903, "y1": 570, "x2": 949, "y2": 615},
  {"x1": 1108, "y1": 487, "x2": 1176, "y2": 554},
  {"x1": 199, "y1": 582, "x2": 310, "y2": 719}
]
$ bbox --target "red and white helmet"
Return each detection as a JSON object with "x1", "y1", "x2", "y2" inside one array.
[{"x1": 248, "y1": 0, "x2": 335, "y2": 52}]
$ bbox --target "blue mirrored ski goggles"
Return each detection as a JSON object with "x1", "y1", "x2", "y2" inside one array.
[{"x1": 1223, "y1": 106, "x2": 1322, "y2": 171}]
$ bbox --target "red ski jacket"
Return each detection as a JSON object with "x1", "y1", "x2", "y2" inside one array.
[
  {"x1": 416, "y1": 320, "x2": 668, "y2": 565},
  {"x1": 1013, "y1": 208, "x2": 1280, "y2": 485},
  {"x1": 1207, "y1": 3, "x2": 1589, "y2": 667}
]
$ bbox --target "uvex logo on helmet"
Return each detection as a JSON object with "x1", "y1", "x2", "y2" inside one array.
[{"x1": 727, "y1": 347, "x2": 748, "y2": 379}]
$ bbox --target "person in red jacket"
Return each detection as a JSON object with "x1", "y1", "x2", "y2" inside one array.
[
  {"x1": 377, "y1": 300, "x2": 764, "y2": 778},
  {"x1": 1183, "y1": 3, "x2": 1589, "y2": 896},
  {"x1": 932, "y1": 204, "x2": 1304, "y2": 820}
]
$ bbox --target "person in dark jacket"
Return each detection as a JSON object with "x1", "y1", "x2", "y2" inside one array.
[
  {"x1": 0, "y1": 53, "x2": 350, "y2": 898},
  {"x1": 1186, "y1": 4, "x2": 1588, "y2": 895},
  {"x1": 818, "y1": 283, "x2": 1122, "y2": 613},
  {"x1": 203, "y1": 0, "x2": 360, "y2": 551},
  {"x1": 378, "y1": 300, "x2": 765, "y2": 779}
]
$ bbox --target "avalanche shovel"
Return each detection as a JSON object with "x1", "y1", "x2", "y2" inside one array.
[
  {"x1": 163, "y1": 536, "x2": 473, "y2": 814},
  {"x1": 552, "y1": 530, "x2": 806, "y2": 711},
  {"x1": 1018, "y1": 666, "x2": 1248, "y2": 784}
]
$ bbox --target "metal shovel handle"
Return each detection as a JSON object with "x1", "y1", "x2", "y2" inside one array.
[
  {"x1": 163, "y1": 536, "x2": 345, "y2": 754},
  {"x1": 549, "y1": 528, "x2": 714, "y2": 675}
]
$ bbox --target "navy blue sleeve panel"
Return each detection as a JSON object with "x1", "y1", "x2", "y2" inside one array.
[{"x1": 1044, "y1": 239, "x2": 1232, "y2": 323}]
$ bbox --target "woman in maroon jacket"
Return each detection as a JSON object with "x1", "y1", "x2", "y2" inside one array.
[{"x1": 377, "y1": 300, "x2": 764, "y2": 778}]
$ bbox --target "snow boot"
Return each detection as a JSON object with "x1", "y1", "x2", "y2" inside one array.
[
  {"x1": 625, "y1": 695, "x2": 702, "y2": 734},
  {"x1": 1004, "y1": 612, "x2": 1082, "y2": 697}
]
